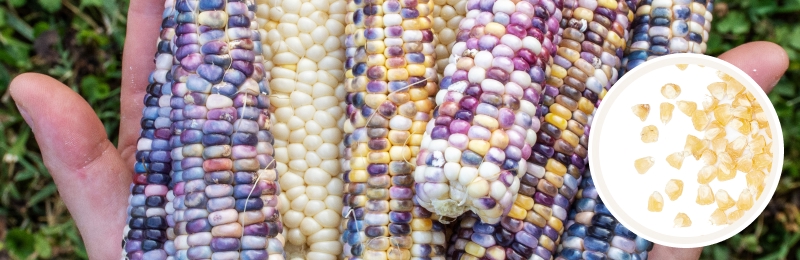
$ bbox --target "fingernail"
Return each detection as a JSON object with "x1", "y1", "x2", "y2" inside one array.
[{"x1": 16, "y1": 104, "x2": 34, "y2": 128}]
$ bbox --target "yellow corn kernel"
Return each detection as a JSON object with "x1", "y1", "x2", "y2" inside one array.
[
  {"x1": 674, "y1": 212, "x2": 692, "y2": 228},
  {"x1": 736, "y1": 156, "x2": 754, "y2": 173},
  {"x1": 737, "y1": 189, "x2": 754, "y2": 210},
  {"x1": 733, "y1": 93, "x2": 752, "y2": 108},
  {"x1": 727, "y1": 209, "x2": 745, "y2": 224},
  {"x1": 677, "y1": 100, "x2": 697, "y2": 116},
  {"x1": 717, "y1": 163, "x2": 737, "y2": 181},
  {"x1": 692, "y1": 110, "x2": 710, "y2": 131},
  {"x1": 725, "y1": 78, "x2": 746, "y2": 98},
  {"x1": 700, "y1": 149, "x2": 717, "y2": 165},
  {"x1": 641, "y1": 125, "x2": 659, "y2": 143},
  {"x1": 707, "y1": 82, "x2": 727, "y2": 100},
  {"x1": 545, "y1": 114, "x2": 568, "y2": 130},
  {"x1": 709, "y1": 208, "x2": 727, "y2": 225},
  {"x1": 661, "y1": 102, "x2": 675, "y2": 124},
  {"x1": 634, "y1": 156, "x2": 656, "y2": 174},
  {"x1": 703, "y1": 96, "x2": 719, "y2": 112},
  {"x1": 711, "y1": 137, "x2": 728, "y2": 152},
  {"x1": 726, "y1": 136, "x2": 747, "y2": 158},
  {"x1": 666, "y1": 151, "x2": 687, "y2": 170},
  {"x1": 715, "y1": 189, "x2": 735, "y2": 210},
  {"x1": 705, "y1": 122, "x2": 726, "y2": 140},
  {"x1": 676, "y1": 64, "x2": 689, "y2": 70},
  {"x1": 732, "y1": 106, "x2": 752, "y2": 120},
  {"x1": 714, "y1": 103, "x2": 733, "y2": 125},
  {"x1": 696, "y1": 184, "x2": 715, "y2": 205},
  {"x1": 507, "y1": 205, "x2": 527, "y2": 219},
  {"x1": 465, "y1": 241, "x2": 486, "y2": 257},
  {"x1": 631, "y1": 104, "x2": 650, "y2": 122},
  {"x1": 730, "y1": 118, "x2": 751, "y2": 135},
  {"x1": 648, "y1": 191, "x2": 664, "y2": 212},
  {"x1": 684, "y1": 134, "x2": 708, "y2": 159},
  {"x1": 749, "y1": 135, "x2": 767, "y2": 154},
  {"x1": 665, "y1": 179, "x2": 684, "y2": 201},
  {"x1": 746, "y1": 171, "x2": 766, "y2": 198},
  {"x1": 661, "y1": 83, "x2": 681, "y2": 99},
  {"x1": 753, "y1": 153, "x2": 772, "y2": 170},
  {"x1": 697, "y1": 165, "x2": 717, "y2": 184}
]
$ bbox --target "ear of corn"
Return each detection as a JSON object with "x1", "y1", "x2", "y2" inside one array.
[
  {"x1": 122, "y1": 1, "x2": 177, "y2": 259},
  {"x1": 263, "y1": 0, "x2": 348, "y2": 259}
]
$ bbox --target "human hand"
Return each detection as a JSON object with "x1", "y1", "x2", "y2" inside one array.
[{"x1": 7, "y1": 0, "x2": 789, "y2": 259}]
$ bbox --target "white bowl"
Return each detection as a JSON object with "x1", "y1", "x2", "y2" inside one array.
[{"x1": 588, "y1": 53, "x2": 784, "y2": 248}]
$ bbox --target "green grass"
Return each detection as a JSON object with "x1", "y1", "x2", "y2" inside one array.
[{"x1": 0, "y1": 0, "x2": 798, "y2": 259}]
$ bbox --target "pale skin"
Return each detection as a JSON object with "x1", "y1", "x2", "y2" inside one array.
[{"x1": 8, "y1": 0, "x2": 790, "y2": 259}]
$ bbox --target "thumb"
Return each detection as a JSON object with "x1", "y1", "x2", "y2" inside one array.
[{"x1": 10, "y1": 73, "x2": 130, "y2": 259}]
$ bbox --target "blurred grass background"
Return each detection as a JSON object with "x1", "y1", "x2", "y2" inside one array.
[{"x1": 0, "y1": 0, "x2": 797, "y2": 259}]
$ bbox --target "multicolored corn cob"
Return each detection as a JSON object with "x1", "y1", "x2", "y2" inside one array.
[
  {"x1": 556, "y1": 172, "x2": 654, "y2": 260},
  {"x1": 432, "y1": 0, "x2": 468, "y2": 78},
  {"x1": 162, "y1": 0, "x2": 285, "y2": 259},
  {"x1": 415, "y1": 0, "x2": 556, "y2": 224},
  {"x1": 122, "y1": 1, "x2": 176, "y2": 259},
  {"x1": 554, "y1": 1, "x2": 715, "y2": 259},
  {"x1": 443, "y1": 0, "x2": 565, "y2": 259},
  {"x1": 621, "y1": 0, "x2": 714, "y2": 74},
  {"x1": 264, "y1": 0, "x2": 348, "y2": 258},
  {"x1": 341, "y1": 0, "x2": 368, "y2": 257},
  {"x1": 513, "y1": 0, "x2": 634, "y2": 259}
]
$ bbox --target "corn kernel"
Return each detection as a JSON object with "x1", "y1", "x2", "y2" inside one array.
[
  {"x1": 661, "y1": 102, "x2": 675, "y2": 124},
  {"x1": 726, "y1": 136, "x2": 747, "y2": 158},
  {"x1": 692, "y1": 110, "x2": 710, "y2": 131},
  {"x1": 711, "y1": 137, "x2": 728, "y2": 152},
  {"x1": 727, "y1": 210, "x2": 745, "y2": 224},
  {"x1": 674, "y1": 212, "x2": 692, "y2": 228},
  {"x1": 676, "y1": 64, "x2": 689, "y2": 70},
  {"x1": 745, "y1": 171, "x2": 765, "y2": 198},
  {"x1": 697, "y1": 165, "x2": 717, "y2": 184},
  {"x1": 713, "y1": 103, "x2": 732, "y2": 124},
  {"x1": 707, "y1": 82, "x2": 727, "y2": 100},
  {"x1": 666, "y1": 151, "x2": 687, "y2": 170},
  {"x1": 632, "y1": 104, "x2": 650, "y2": 122},
  {"x1": 737, "y1": 189, "x2": 754, "y2": 210},
  {"x1": 661, "y1": 83, "x2": 681, "y2": 99},
  {"x1": 733, "y1": 93, "x2": 752, "y2": 108},
  {"x1": 677, "y1": 100, "x2": 697, "y2": 116},
  {"x1": 730, "y1": 118, "x2": 751, "y2": 135},
  {"x1": 641, "y1": 125, "x2": 659, "y2": 143},
  {"x1": 700, "y1": 150, "x2": 717, "y2": 165},
  {"x1": 705, "y1": 122, "x2": 726, "y2": 140},
  {"x1": 753, "y1": 153, "x2": 772, "y2": 171},
  {"x1": 736, "y1": 156, "x2": 754, "y2": 173},
  {"x1": 732, "y1": 106, "x2": 752, "y2": 120},
  {"x1": 715, "y1": 189, "x2": 735, "y2": 210},
  {"x1": 703, "y1": 96, "x2": 719, "y2": 112},
  {"x1": 717, "y1": 163, "x2": 737, "y2": 181},
  {"x1": 725, "y1": 78, "x2": 746, "y2": 98},
  {"x1": 696, "y1": 184, "x2": 714, "y2": 205},
  {"x1": 665, "y1": 179, "x2": 684, "y2": 201},
  {"x1": 709, "y1": 208, "x2": 727, "y2": 225},
  {"x1": 634, "y1": 156, "x2": 656, "y2": 174},
  {"x1": 648, "y1": 191, "x2": 664, "y2": 212},
  {"x1": 685, "y1": 134, "x2": 708, "y2": 159}
]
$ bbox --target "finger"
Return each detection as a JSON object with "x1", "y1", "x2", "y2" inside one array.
[
  {"x1": 649, "y1": 42, "x2": 788, "y2": 260},
  {"x1": 120, "y1": 0, "x2": 167, "y2": 165},
  {"x1": 718, "y1": 41, "x2": 789, "y2": 94},
  {"x1": 10, "y1": 73, "x2": 130, "y2": 259}
]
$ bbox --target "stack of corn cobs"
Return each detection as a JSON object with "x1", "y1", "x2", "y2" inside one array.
[{"x1": 122, "y1": 0, "x2": 713, "y2": 259}]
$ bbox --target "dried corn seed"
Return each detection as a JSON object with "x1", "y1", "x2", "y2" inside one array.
[
  {"x1": 711, "y1": 137, "x2": 728, "y2": 152},
  {"x1": 632, "y1": 104, "x2": 651, "y2": 121},
  {"x1": 649, "y1": 191, "x2": 665, "y2": 212},
  {"x1": 717, "y1": 163, "x2": 737, "y2": 181},
  {"x1": 662, "y1": 83, "x2": 682, "y2": 99},
  {"x1": 641, "y1": 125, "x2": 659, "y2": 143},
  {"x1": 727, "y1": 210, "x2": 745, "y2": 224},
  {"x1": 701, "y1": 150, "x2": 718, "y2": 165},
  {"x1": 666, "y1": 152, "x2": 687, "y2": 170},
  {"x1": 705, "y1": 122, "x2": 726, "y2": 140},
  {"x1": 737, "y1": 189, "x2": 754, "y2": 210},
  {"x1": 732, "y1": 106, "x2": 752, "y2": 120},
  {"x1": 746, "y1": 171, "x2": 766, "y2": 198},
  {"x1": 674, "y1": 213, "x2": 692, "y2": 228},
  {"x1": 753, "y1": 153, "x2": 773, "y2": 170},
  {"x1": 665, "y1": 179, "x2": 684, "y2": 201},
  {"x1": 661, "y1": 102, "x2": 675, "y2": 124},
  {"x1": 736, "y1": 156, "x2": 754, "y2": 173},
  {"x1": 676, "y1": 64, "x2": 689, "y2": 70},
  {"x1": 677, "y1": 100, "x2": 697, "y2": 116},
  {"x1": 730, "y1": 118, "x2": 751, "y2": 135},
  {"x1": 692, "y1": 110, "x2": 710, "y2": 131},
  {"x1": 709, "y1": 208, "x2": 727, "y2": 225},
  {"x1": 685, "y1": 135, "x2": 708, "y2": 159},
  {"x1": 713, "y1": 103, "x2": 733, "y2": 125},
  {"x1": 697, "y1": 165, "x2": 718, "y2": 184},
  {"x1": 733, "y1": 93, "x2": 752, "y2": 108},
  {"x1": 635, "y1": 156, "x2": 656, "y2": 174},
  {"x1": 696, "y1": 184, "x2": 715, "y2": 205},
  {"x1": 727, "y1": 136, "x2": 748, "y2": 158},
  {"x1": 725, "y1": 78, "x2": 746, "y2": 98},
  {"x1": 715, "y1": 189, "x2": 735, "y2": 210},
  {"x1": 707, "y1": 82, "x2": 727, "y2": 100}
]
